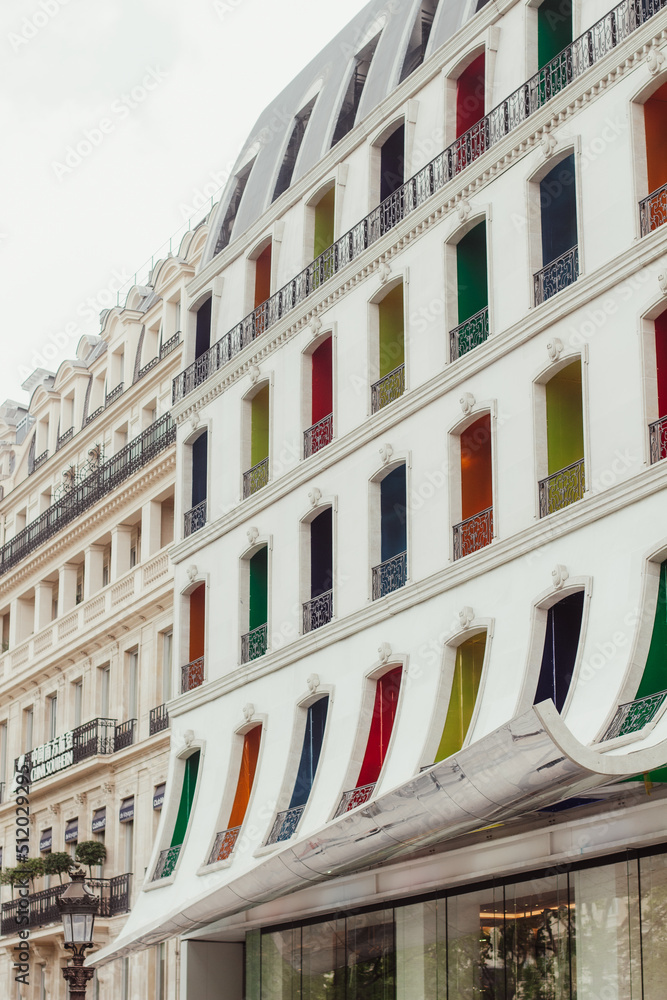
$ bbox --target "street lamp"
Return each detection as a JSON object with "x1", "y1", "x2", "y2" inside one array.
[{"x1": 56, "y1": 867, "x2": 99, "y2": 999}]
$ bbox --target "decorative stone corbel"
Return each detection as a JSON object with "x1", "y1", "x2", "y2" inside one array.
[
  {"x1": 50, "y1": 803, "x2": 60, "y2": 816},
  {"x1": 246, "y1": 526, "x2": 259, "y2": 546},
  {"x1": 458, "y1": 606, "x2": 475, "y2": 629},
  {"x1": 647, "y1": 44, "x2": 665, "y2": 76},
  {"x1": 308, "y1": 487, "x2": 322, "y2": 507},
  {"x1": 379, "y1": 443, "x2": 393, "y2": 464},
  {"x1": 378, "y1": 642, "x2": 392, "y2": 663},
  {"x1": 184, "y1": 729, "x2": 194, "y2": 747},
  {"x1": 540, "y1": 131, "x2": 558, "y2": 158},
  {"x1": 248, "y1": 365, "x2": 260, "y2": 384},
  {"x1": 457, "y1": 197, "x2": 471, "y2": 223},
  {"x1": 243, "y1": 703, "x2": 255, "y2": 722},
  {"x1": 378, "y1": 261, "x2": 391, "y2": 284},
  {"x1": 307, "y1": 673, "x2": 320, "y2": 693},
  {"x1": 659, "y1": 271, "x2": 667, "y2": 295},
  {"x1": 186, "y1": 564, "x2": 198, "y2": 583},
  {"x1": 460, "y1": 393, "x2": 475, "y2": 416},
  {"x1": 552, "y1": 564, "x2": 569, "y2": 589},
  {"x1": 75, "y1": 792, "x2": 88, "y2": 806},
  {"x1": 102, "y1": 782, "x2": 115, "y2": 796},
  {"x1": 547, "y1": 337, "x2": 564, "y2": 362},
  {"x1": 190, "y1": 411, "x2": 200, "y2": 433},
  {"x1": 309, "y1": 315, "x2": 322, "y2": 338}
]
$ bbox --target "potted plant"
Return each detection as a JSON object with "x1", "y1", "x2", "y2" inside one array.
[
  {"x1": 75, "y1": 841, "x2": 107, "y2": 878},
  {"x1": 43, "y1": 851, "x2": 75, "y2": 884}
]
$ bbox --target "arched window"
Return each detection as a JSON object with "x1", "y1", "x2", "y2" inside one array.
[
  {"x1": 304, "y1": 336, "x2": 333, "y2": 458},
  {"x1": 640, "y1": 81, "x2": 667, "y2": 236},
  {"x1": 534, "y1": 592, "x2": 585, "y2": 712},
  {"x1": 243, "y1": 384, "x2": 270, "y2": 498},
  {"x1": 539, "y1": 360, "x2": 585, "y2": 517},
  {"x1": 303, "y1": 508, "x2": 333, "y2": 633},
  {"x1": 450, "y1": 221, "x2": 490, "y2": 360},
  {"x1": 373, "y1": 465, "x2": 408, "y2": 600},
  {"x1": 435, "y1": 633, "x2": 486, "y2": 761},
  {"x1": 534, "y1": 154, "x2": 579, "y2": 304},
  {"x1": 182, "y1": 584, "x2": 205, "y2": 693},
  {"x1": 209, "y1": 726, "x2": 262, "y2": 862},
  {"x1": 453, "y1": 414, "x2": 493, "y2": 559},
  {"x1": 152, "y1": 750, "x2": 200, "y2": 880},
  {"x1": 267, "y1": 697, "x2": 329, "y2": 843},
  {"x1": 184, "y1": 431, "x2": 207, "y2": 537},
  {"x1": 242, "y1": 546, "x2": 268, "y2": 663},
  {"x1": 649, "y1": 309, "x2": 667, "y2": 462},
  {"x1": 453, "y1": 53, "x2": 485, "y2": 172},
  {"x1": 371, "y1": 283, "x2": 405, "y2": 414}
]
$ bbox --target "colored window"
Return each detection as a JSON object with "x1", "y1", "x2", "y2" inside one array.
[
  {"x1": 456, "y1": 221, "x2": 488, "y2": 324},
  {"x1": 460, "y1": 414, "x2": 492, "y2": 520},
  {"x1": 456, "y1": 53, "x2": 485, "y2": 138},
  {"x1": 310, "y1": 508, "x2": 333, "y2": 600},
  {"x1": 380, "y1": 125, "x2": 405, "y2": 202},
  {"x1": 311, "y1": 338, "x2": 332, "y2": 424},
  {"x1": 195, "y1": 299, "x2": 211, "y2": 360},
  {"x1": 540, "y1": 154, "x2": 577, "y2": 267},
  {"x1": 251, "y1": 385, "x2": 270, "y2": 467},
  {"x1": 655, "y1": 311, "x2": 667, "y2": 417},
  {"x1": 249, "y1": 547, "x2": 268, "y2": 632},
  {"x1": 435, "y1": 632, "x2": 486, "y2": 761},
  {"x1": 645, "y1": 82, "x2": 667, "y2": 193},
  {"x1": 228, "y1": 725, "x2": 262, "y2": 828},
  {"x1": 356, "y1": 665, "x2": 403, "y2": 787},
  {"x1": 380, "y1": 466, "x2": 407, "y2": 562},
  {"x1": 546, "y1": 360, "x2": 584, "y2": 475},
  {"x1": 170, "y1": 750, "x2": 200, "y2": 848},
  {"x1": 538, "y1": 0, "x2": 572, "y2": 68},
  {"x1": 189, "y1": 584, "x2": 205, "y2": 661},
  {"x1": 289, "y1": 697, "x2": 329, "y2": 809},
  {"x1": 314, "y1": 188, "x2": 335, "y2": 259},
  {"x1": 191, "y1": 432, "x2": 207, "y2": 508},
  {"x1": 534, "y1": 591, "x2": 585, "y2": 712},
  {"x1": 378, "y1": 284, "x2": 404, "y2": 379},
  {"x1": 254, "y1": 243, "x2": 272, "y2": 309}
]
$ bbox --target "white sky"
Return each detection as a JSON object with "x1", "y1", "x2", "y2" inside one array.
[{"x1": 0, "y1": 0, "x2": 369, "y2": 405}]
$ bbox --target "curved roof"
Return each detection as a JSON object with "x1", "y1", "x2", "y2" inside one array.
[{"x1": 202, "y1": 0, "x2": 476, "y2": 266}]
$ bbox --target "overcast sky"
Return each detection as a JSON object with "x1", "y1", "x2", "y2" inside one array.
[{"x1": 0, "y1": 0, "x2": 369, "y2": 406}]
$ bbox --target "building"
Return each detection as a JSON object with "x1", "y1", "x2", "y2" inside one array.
[
  {"x1": 0, "y1": 226, "x2": 209, "y2": 998},
  {"x1": 39, "y1": 0, "x2": 667, "y2": 996}
]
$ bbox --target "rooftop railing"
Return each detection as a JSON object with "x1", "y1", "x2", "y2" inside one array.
[
  {"x1": 172, "y1": 0, "x2": 665, "y2": 405},
  {"x1": 0, "y1": 414, "x2": 175, "y2": 577}
]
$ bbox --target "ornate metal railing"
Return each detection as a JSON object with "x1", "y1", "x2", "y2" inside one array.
[
  {"x1": 453, "y1": 507, "x2": 494, "y2": 560},
  {"x1": 114, "y1": 718, "x2": 136, "y2": 751},
  {"x1": 208, "y1": 826, "x2": 241, "y2": 864},
  {"x1": 160, "y1": 332, "x2": 181, "y2": 359},
  {"x1": 303, "y1": 590, "x2": 333, "y2": 633},
  {"x1": 85, "y1": 405, "x2": 104, "y2": 425},
  {"x1": 72, "y1": 717, "x2": 116, "y2": 764},
  {"x1": 33, "y1": 449, "x2": 48, "y2": 472},
  {"x1": 0, "y1": 414, "x2": 175, "y2": 577},
  {"x1": 334, "y1": 782, "x2": 376, "y2": 818},
  {"x1": 372, "y1": 550, "x2": 407, "y2": 600},
  {"x1": 450, "y1": 306, "x2": 490, "y2": 361},
  {"x1": 371, "y1": 364, "x2": 405, "y2": 414},
  {"x1": 138, "y1": 357, "x2": 159, "y2": 379},
  {"x1": 600, "y1": 689, "x2": 667, "y2": 741},
  {"x1": 152, "y1": 846, "x2": 181, "y2": 881},
  {"x1": 1, "y1": 874, "x2": 132, "y2": 936},
  {"x1": 105, "y1": 382, "x2": 124, "y2": 408},
  {"x1": 534, "y1": 245, "x2": 579, "y2": 305},
  {"x1": 149, "y1": 704, "x2": 169, "y2": 735},
  {"x1": 539, "y1": 458, "x2": 585, "y2": 516},
  {"x1": 243, "y1": 457, "x2": 269, "y2": 499},
  {"x1": 304, "y1": 413, "x2": 333, "y2": 458},
  {"x1": 241, "y1": 623, "x2": 268, "y2": 663},
  {"x1": 184, "y1": 499, "x2": 207, "y2": 537},
  {"x1": 266, "y1": 805, "x2": 305, "y2": 845},
  {"x1": 640, "y1": 182, "x2": 667, "y2": 236},
  {"x1": 181, "y1": 656, "x2": 204, "y2": 694},
  {"x1": 173, "y1": 0, "x2": 666, "y2": 405},
  {"x1": 57, "y1": 426, "x2": 74, "y2": 450},
  {"x1": 649, "y1": 415, "x2": 667, "y2": 463}
]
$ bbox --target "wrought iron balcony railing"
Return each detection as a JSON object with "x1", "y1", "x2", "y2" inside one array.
[
  {"x1": 303, "y1": 590, "x2": 333, "y2": 633},
  {"x1": 33, "y1": 449, "x2": 48, "y2": 472},
  {"x1": 56, "y1": 426, "x2": 74, "y2": 450},
  {"x1": 243, "y1": 457, "x2": 269, "y2": 499},
  {"x1": 138, "y1": 357, "x2": 159, "y2": 379},
  {"x1": 181, "y1": 656, "x2": 204, "y2": 694},
  {"x1": 172, "y1": 0, "x2": 665, "y2": 405},
  {"x1": 538, "y1": 458, "x2": 585, "y2": 517},
  {"x1": 0, "y1": 874, "x2": 132, "y2": 936},
  {"x1": 640, "y1": 182, "x2": 667, "y2": 237},
  {"x1": 73, "y1": 717, "x2": 117, "y2": 763},
  {"x1": 450, "y1": 306, "x2": 490, "y2": 361},
  {"x1": 152, "y1": 845, "x2": 181, "y2": 881},
  {"x1": 266, "y1": 805, "x2": 305, "y2": 845},
  {"x1": 85, "y1": 405, "x2": 104, "y2": 426},
  {"x1": 105, "y1": 382, "x2": 124, "y2": 408},
  {"x1": 160, "y1": 331, "x2": 181, "y2": 359},
  {"x1": 534, "y1": 245, "x2": 579, "y2": 305},
  {"x1": 304, "y1": 413, "x2": 333, "y2": 458},
  {"x1": 334, "y1": 782, "x2": 376, "y2": 818},
  {"x1": 0, "y1": 414, "x2": 175, "y2": 577},
  {"x1": 371, "y1": 364, "x2": 405, "y2": 414},
  {"x1": 149, "y1": 703, "x2": 169, "y2": 736},
  {"x1": 241, "y1": 623, "x2": 268, "y2": 663},
  {"x1": 372, "y1": 550, "x2": 407, "y2": 600},
  {"x1": 184, "y1": 499, "x2": 207, "y2": 537},
  {"x1": 453, "y1": 506, "x2": 494, "y2": 560},
  {"x1": 114, "y1": 718, "x2": 136, "y2": 751},
  {"x1": 208, "y1": 826, "x2": 241, "y2": 864},
  {"x1": 649, "y1": 415, "x2": 667, "y2": 464},
  {"x1": 600, "y1": 689, "x2": 667, "y2": 742}
]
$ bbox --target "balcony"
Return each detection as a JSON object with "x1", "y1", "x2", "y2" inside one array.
[
  {"x1": 371, "y1": 364, "x2": 405, "y2": 414},
  {"x1": 114, "y1": 718, "x2": 136, "y2": 751},
  {"x1": 0, "y1": 414, "x2": 175, "y2": 577},
  {"x1": 152, "y1": 845, "x2": 181, "y2": 881},
  {"x1": 334, "y1": 782, "x2": 376, "y2": 818},
  {"x1": 243, "y1": 457, "x2": 269, "y2": 499},
  {"x1": 149, "y1": 704, "x2": 169, "y2": 736},
  {"x1": 241, "y1": 624, "x2": 267, "y2": 664},
  {"x1": 160, "y1": 331, "x2": 181, "y2": 360},
  {"x1": 303, "y1": 590, "x2": 333, "y2": 633},
  {"x1": 208, "y1": 826, "x2": 241, "y2": 864},
  {"x1": 0, "y1": 874, "x2": 131, "y2": 937},
  {"x1": 184, "y1": 499, "x2": 207, "y2": 537},
  {"x1": 649, "y1": 415, "x2": 667, "y2": 463},
  {"x1": 640, "y1": 183, "x2": 667, "y2": 237},
  {"x1": 56, "y1": 426, "x2": 74, "y2": 450},
  {"x1": 266, "y1": 805, "x2": 305, "y2": 845},
  {"x1": 105, "y1": 382, "x2": 124, "y2": 408},
  {"x1": 450, "y1": 306, "x2": 490, "y2": 361},
  {"x1": 453, "y1": 507, "x2": 494, "y2": 560},
  {"x1": 372, "y1": 550, "x2": 407, "y2": 600},
  {"x1": 138, "y1": 357, "x2": 159, "y2": 379},
  {"x1": 538, "y1": 459, "x2": 585, "y2": 517},
  {"x1": 600, "y1": 690, "x2": 667, "y2": 742},
  {"x1": 533, "y1": 245, "x2": 579, "y2": 306},
  {"x1": 181, "y1": 656, "x2": 204, "y2": 694},
  {"x1": 304, "y1": 413, "x2": 333, "y2": 458},
  {"x1": 85, "y1": 405, "x2": 104, "y2": 426},
  {"x1": 33, "y1": 449, "x2": 49, "y2": 472}
]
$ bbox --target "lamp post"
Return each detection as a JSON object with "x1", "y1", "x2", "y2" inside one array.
[{"x1": 56, "y1": 867, "x2": 99, "y2": 999}]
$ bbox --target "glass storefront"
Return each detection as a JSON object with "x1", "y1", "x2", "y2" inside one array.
[{"x1": 248, "y1": 849, "x2": 667, "y2": 1000}]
